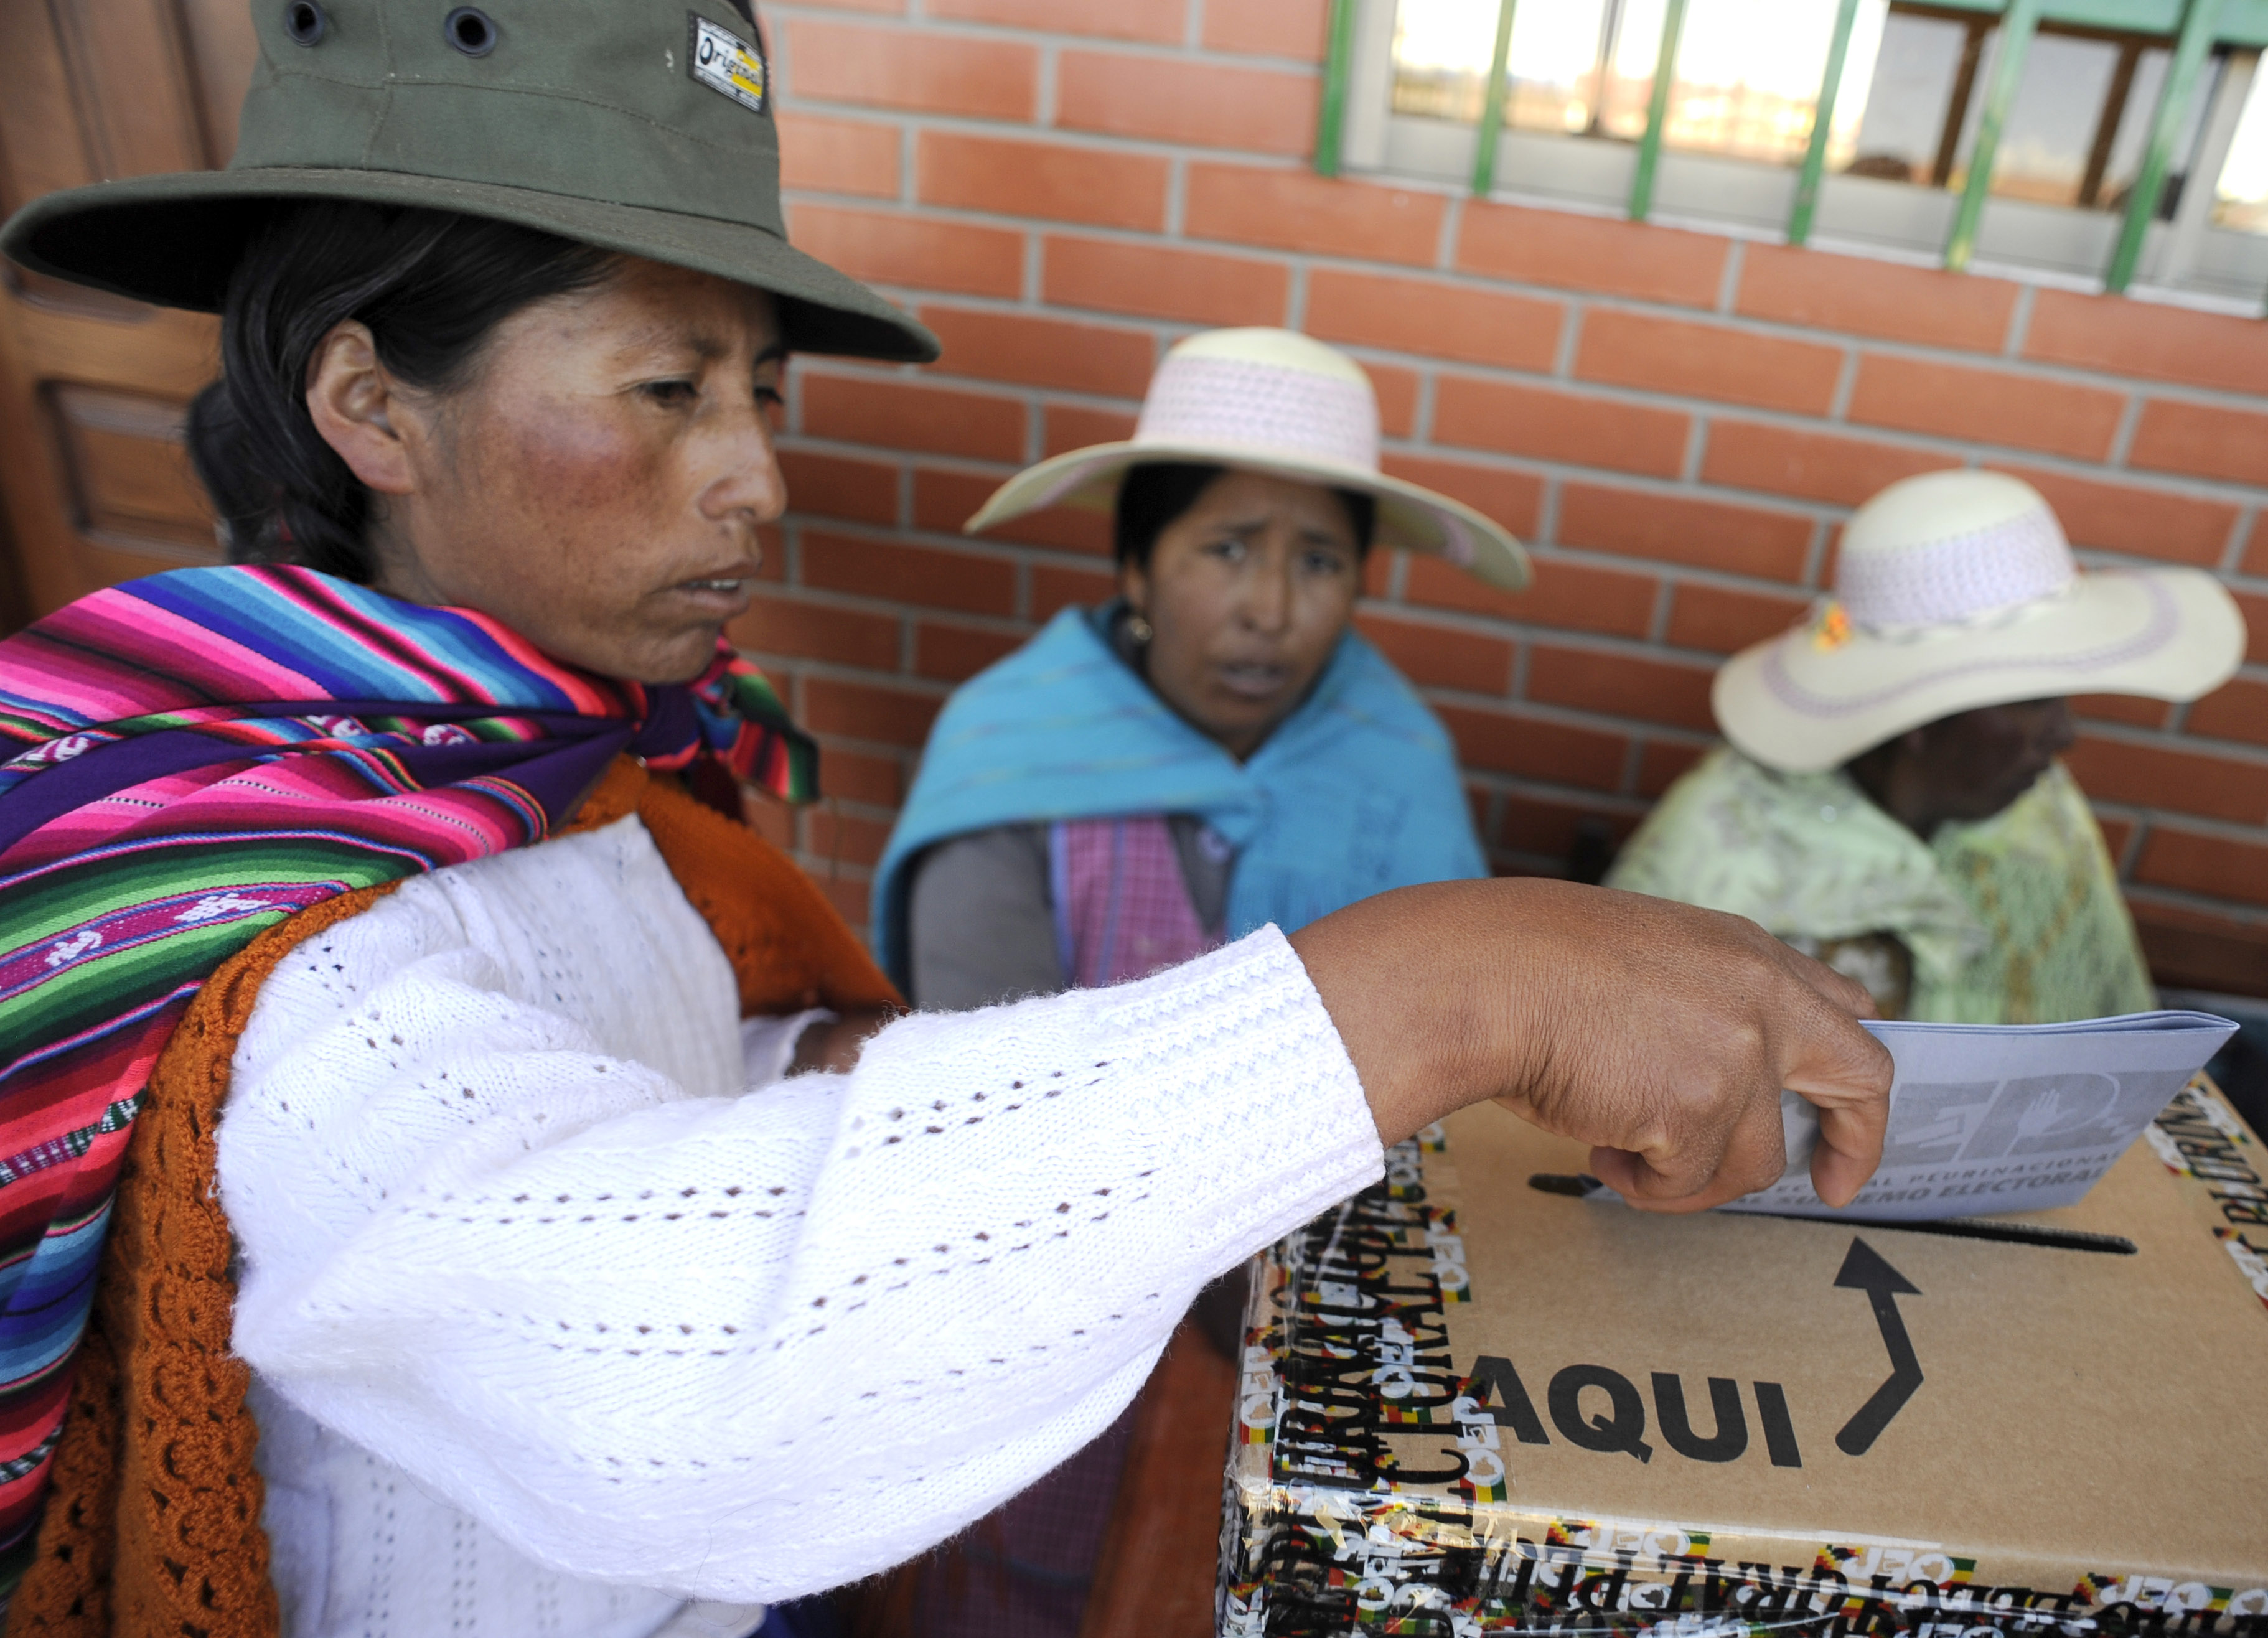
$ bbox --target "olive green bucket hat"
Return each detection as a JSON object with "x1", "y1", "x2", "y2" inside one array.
[{"x1": 0, "y1": 0, "x2": 936, "y2": 363}]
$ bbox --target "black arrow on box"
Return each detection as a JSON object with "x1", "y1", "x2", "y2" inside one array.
[{"x1": 1834, "y1": 1237, "x2": 1924, "y2": 1456}]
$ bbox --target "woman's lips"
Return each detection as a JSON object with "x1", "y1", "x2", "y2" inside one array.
[
  {"x1": 1214, "y1": 660, "x2": 1289, "y2": 700},
  {"x1": 664, "y1": 576, "x2": 754, "y2": 617}
]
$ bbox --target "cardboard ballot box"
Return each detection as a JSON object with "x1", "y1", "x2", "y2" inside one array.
[{"x1": 1220, "y1": 1080, "x2": 2268, "y2": 1637}]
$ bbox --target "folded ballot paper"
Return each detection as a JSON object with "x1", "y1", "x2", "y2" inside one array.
[{"x1": 1718, "y1": 1009, "x2": 2238, "y2": 1222}]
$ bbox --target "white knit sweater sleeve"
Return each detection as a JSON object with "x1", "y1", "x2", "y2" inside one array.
[{"x1": 218, "y1": 817, "x2": 1380, "y2": 1605}]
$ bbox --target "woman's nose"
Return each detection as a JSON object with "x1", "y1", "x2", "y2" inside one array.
[
  {"x1": 700, "y1": 406, "x2": 788, "y2": 527},
  {"x1": 1242, "y1": 558, "x2": 1293, "y2": 632}
]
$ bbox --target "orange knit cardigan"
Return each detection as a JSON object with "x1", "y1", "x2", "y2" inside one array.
[{"x1": 9, "y1": 759, "x2": 901, "y2": 1637}]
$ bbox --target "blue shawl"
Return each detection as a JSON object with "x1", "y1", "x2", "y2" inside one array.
[{"x1": 873, "y1": 606, "x2": 1486, "y2": 986}]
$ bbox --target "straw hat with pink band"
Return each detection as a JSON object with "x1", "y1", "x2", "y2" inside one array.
[
  {"x1": 962, "y1": 327, "x2": 1533, "y2": 592},
  {"x1": 1715, "y1": 469, "x2": 2246, "y2": 774}
]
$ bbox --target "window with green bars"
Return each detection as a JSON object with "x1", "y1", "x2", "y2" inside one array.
[{"x1": 1318, "y1": 0, "x2": 2268, "y2": 307}]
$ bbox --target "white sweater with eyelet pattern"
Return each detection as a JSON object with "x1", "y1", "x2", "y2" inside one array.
[{"x1": 218, "y1": 813, "x2": 1382, "y2": 1638}]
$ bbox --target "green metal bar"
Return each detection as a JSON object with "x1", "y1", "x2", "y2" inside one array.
[
  {"x1": 2104, "y1": 0, "x2": 2223, "y2": 291},
  {"x1": 1942, "y1": 0, "x2": 2045, "y2": 271},
  {"x1": 1315, "y1": 0, "x2": 1361, "y2": 177},
  {"x1": 1627, "y1": 0, "x2": 1690, "y2": 220},
  {"x1": 1787, "y1": 0, "x2": 1865, "y2": 245},
  {"x1": 1471, "y1": 0, "x2": 1519, "y2": 196}
]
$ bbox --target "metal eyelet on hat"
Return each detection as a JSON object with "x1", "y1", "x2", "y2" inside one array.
[
  {"x1": 444, "y1": 6, "x2": 498, "y2": 55},
  {"x1": 283, "y1": 1, "x2": 327, "y2": 45}
]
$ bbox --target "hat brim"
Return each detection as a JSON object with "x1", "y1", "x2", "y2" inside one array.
[
  {"x1": 963, "y1": 439, "x2": 1532, "y2": 592},
  {"x1": 1714, "y1": 567, "x2": 2246, "y2": 772},
  {"x1": 0, "y1": 167, "x2": 937, "y2": 363}
]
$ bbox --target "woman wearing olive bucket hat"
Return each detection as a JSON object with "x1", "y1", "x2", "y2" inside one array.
[
  {"x1": 0, "y1": 5, "x2": 1898, "y2": 1636},
  {"x1": 1610, "y1": 469, "x2": 2245, "y2": 1024}
]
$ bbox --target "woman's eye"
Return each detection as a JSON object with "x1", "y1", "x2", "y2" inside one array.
[
  {"x1": 1303, "y1": 548, "x2": 1351, "y2": 576},
  {"x1": 1206, "y1": 537, "x2": 1248, "y2": 562},
  {"x1": 642, "y1": 380, "x2": 698, "y2": 406}
]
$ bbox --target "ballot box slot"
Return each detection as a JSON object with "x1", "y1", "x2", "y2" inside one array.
[{"x1": 1524, "y1": 1174, "x2": 2138, "y2": 1254}]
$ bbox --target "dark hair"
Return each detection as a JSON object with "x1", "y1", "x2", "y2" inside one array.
[
  {"x1": 186, "y1": 202, "x2": 617, "y2": 582},
  {"x1": 1112, "y1": 461, "x2": 1378, "y2": 571}
]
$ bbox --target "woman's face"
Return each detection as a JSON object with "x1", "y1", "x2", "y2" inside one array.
[
  {"x1": 310, "y1": 256, "x2": 786, "y2": 683},
  {"x1": 1119, "y1": 470, "x2": 1364, "y2": 760}
]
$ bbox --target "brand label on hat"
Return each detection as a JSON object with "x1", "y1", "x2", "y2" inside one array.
[{"x1": 689, "y1": 12, "x2": 768, "y2": 116}]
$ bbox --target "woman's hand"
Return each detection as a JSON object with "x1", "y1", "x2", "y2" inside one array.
[
  {"x1": 789, "y1": 1006, "x2": 901, "y2": 1076},
  {"x1": 1286, "y1": 880, "x2": 1893, "y2": 1212}
]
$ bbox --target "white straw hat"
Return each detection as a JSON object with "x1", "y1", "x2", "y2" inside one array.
[
  {"x1": 1714, "y1": 469, "x2": 2246, "y2": 772},
  {"x1": 962, "y1": 328, "x2": 1532, "y2": 591}
]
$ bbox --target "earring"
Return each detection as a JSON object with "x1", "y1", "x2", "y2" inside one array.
[{"x1": 1127, "y1": 612, "x2": 1154, "y2": 644}]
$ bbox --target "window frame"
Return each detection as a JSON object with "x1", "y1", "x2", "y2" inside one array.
[{"x1": 1319, "y1": 0, "x2": 2268, "y2": 307}]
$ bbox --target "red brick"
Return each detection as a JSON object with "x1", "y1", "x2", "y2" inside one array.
[
  {"x1": 1183, "y1": 164, "x2": 1446, "y2": 267},
  {"x1": 1305, "y1": 269, "x2": 1562, "y2": 371},
  {"x1": 2244, "y1": 518, "x2": 2267, "y2": 578},
  {"x1": 1058, "y1": 52, "x2": 1316, "y2": 157},
  {"x1": 801, "y1": 529, "x2": 1016, "y2": 616},
  {"x1": 792, "y1": 0, "x2": 901, "y2": 12},
  {"x1": 1433, "y1": 377, "x2": 1687, "y2": 479},
  {"x1": 1044, "y1": 404, "x2": 1138, "y2": 456},
  {"x1": 807, "y1": 808, "x2": 894, "y2": 868},
  {"x1": 1575, "y1": 311, "x2": 1841, "y2": 416},
  {"x1": 2134, "y1": 826, "x2": 2268, "y2": 909},
  {"x1": 1033, "y1": 561, "x2": 1118, "y2": 619},
  {"x1": 1985, "y1": 463, "x2": 2239, "y2": 568},
  {"x1": 1379, "y1": 454, "x2": 1542, "y2": 538},
  {"x1": 1352, "y1": 611, "x2": 1514, "y2": 695},
  {"x1": 917, "y1": 133, "x2": 1168, "y2": 232},
  {"x1": 780, "y1": 448, "x2": 899, "y2": 525},
  {"x1": 920, "y1": 307, "x2": 1155, "y2": 398},
  {"x1": 1403, "y1": 553, "x2": 1656, "y2": 638},
  {"x1": 1435, "y1": 705, "x2": 1628, "y2": 790},
  {"x1": 1497, "y1": 794, "x2": 1641, "y2": 863},
  {"x1": 2127, "y1": 400, "x2": 2268, "y2": 488},
  {"x1": 2187, "y1": 678, "x2": 2268, "y2": 749},
  {"x1": 1557, "y1": 483, "x2": 1811, "y2": 582},
  {"x1": 1702, "y1": 421, "x2": 1953, "y2": 506},
  {"x1": 776, "y1": 111, "x2": 900, "y2": 199},
  {"x1": 2025, "y1": 289, "x2": 2268, "y2": 396},
  {"x1": 1637, "y1": 738, "x2": 1708, "y2": 797},
  {"x1": 1846, "y1": 355, "x2": 2125, "y2": 461},
  {"x1": 928, "y1": 0, "x2": 1179, "y2": 41},
  {"x1": 742, "y1": 790, "x2": 795, "y2": 849},
  {"x1": 2095, "y1": 815, "x2": 2136, "y2": 864},
  {"x1": 802, "y1": 675, "x2": 947, "y2": 747},
  {"x1": 728, "y1": 594, "x2": 901, "y2": 670},
  {"x1": 1527, "y1": 645, "x2": 1716, "y2": 732},
  {"x1": 914, "y1": 467, "x2": 1115, "y2": 556},
  {"x1": 1665, "y1": 583, "x2": 1807, "y2": 655},
  {"x1": 1737, "y1": 243, "x2": 2017, "y2": 353},
  {"x1": 1204, "y1": 0, "x2": 1331, "y2": 58},
  {"x1": 1458, "y1": 203, "x2": 1728, "y2": 309},
  {"x1": 816, "y1": 746, "x2": 905, "y2": 807},
  {"x1": 785, "y1": 204, "x2": 1021, "y2": 298},
  {"x1": 2242, "y1": 591, "x2": 2268, "y2": 666},
  {"x1": 1044, "y1": 236, "x2": 1288, "y2": 327},
  {"x1": 786, "y1": 21, "x2": 1037, "y2": 119},
  {"x1": 802, "y1": 371, "x2": 1026, "y2": 463},
  {"x1": 915, "y1": 619, "x2": 1026, "y2": 681},
  {"x1": 1364, "y1": 551, "x2": 1396, "y2": 599},
  {"x1": 753, "y1": 522, "x2": 789, "y2": 584},
  {"x1": 815, "y1": 874, "x2": 873, "y2": 931},
  {"x1": 2062, "y1": 736, "x2": 2268, "y2": 826},
  {"x1": 2072, "y1": 693, "x2": 2173, "y2": 728},
  {"x1": 1366, "y1": 363, "x2": 1419, "y2": 438}
]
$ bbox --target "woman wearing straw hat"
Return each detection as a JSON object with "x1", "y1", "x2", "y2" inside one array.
[
  {"x1": 874, "y1": 328, "x2": 1528, "y2": 1016},
  {"x1": 0, "y1": 6, "x2": 1893, "y2": 1635},
  {"x1": 1610, "y1": 469, "x2": 2245, "y2": 1023},
  {"x1": 869, "y1": 327, "x2": 1527, "y2": 1632}
]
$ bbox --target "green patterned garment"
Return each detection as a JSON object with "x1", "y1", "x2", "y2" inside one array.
[{"x1": 1606, "y1": 748, "x2": 2155, "y2": 1024}]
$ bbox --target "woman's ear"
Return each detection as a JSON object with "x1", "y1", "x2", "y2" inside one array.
[
  {"x1": 305, "y1": 320, "x2": 419, "y2": 496},
  {"x1": 1118, "y1": 555, "x2": 1149, "y2": 619}
]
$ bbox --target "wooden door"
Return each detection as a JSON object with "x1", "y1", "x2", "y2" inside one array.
[{"x1": 0, "y1": 0, "x2": 260, "y2": 632}]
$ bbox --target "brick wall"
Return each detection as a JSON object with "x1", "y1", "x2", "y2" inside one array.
[{"x1": 741, "y1": 0, "x2": 2268, "y2": 993}]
